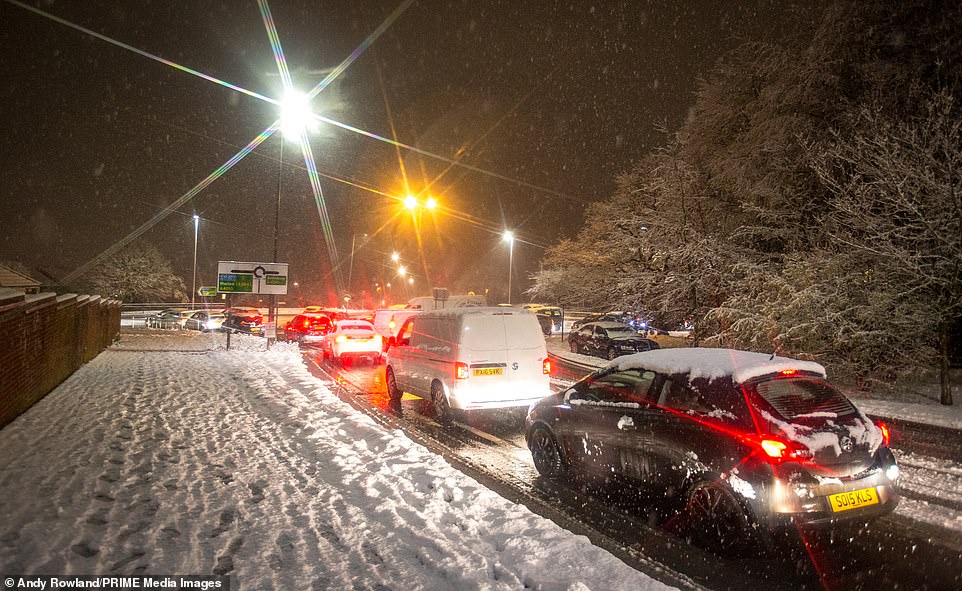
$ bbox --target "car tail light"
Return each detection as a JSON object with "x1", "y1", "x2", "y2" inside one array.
[
  {"x1": 757, "y1": 437, "x2": 812, "y2": 463},
  {"x1": 455, "y1": 362, "x2": 470, "y2": 380},
  {"x1": 779, "y1": 369, "x2": 797, "y2": 376},
  {"x1": 389, "y1": 319, "x2": 396, "y2": 330},
  {"x1": 542, "y1": 358, "x2": 551, "y2": 375},
  {"x1": 303, "y1": 319, "x2": 310, "y2": 328},
  {"x1": 335, "y1": 335, "x2": 347, "y2": 344},
  {"x1": 877, "y1": 421, "x2": 891, "y2": 446}
]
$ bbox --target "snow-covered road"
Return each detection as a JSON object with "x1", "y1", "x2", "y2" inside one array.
[{"x1": 0, "y1": 334, "x2": 673, "y2": 590}]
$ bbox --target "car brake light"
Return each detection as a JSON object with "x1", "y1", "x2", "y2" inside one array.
[
  {"x1": 335, "y1": 335, "x2": 347, "y2": 344},
  {"x1": 455, "y1": 362, "x2": 469, "y2": 380},
  {"x1": 543, "y1": 358, "x2": 551, "y2": 375},
  {"x1": 877, "y1": 421, "x2": 891, "y2": 446},
  {"x1": 389, "y1": 319, "x2": 396, "y2": 330},
  {"x1": 758, "y1": 438, "x2": 812, "y2": 463},
  {"x1": 780, "y1": 369, "x2": 797, "y2": 376},
  {"x1": 303, "y1": 319, "x2": 310, "y2": 328}
]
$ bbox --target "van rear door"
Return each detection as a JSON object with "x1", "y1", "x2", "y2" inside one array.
[
  {"x1": 459, "y1": 312, "x2": 509, "y2": 379},
  {"x1": 502, "y1": 313, "x2": 548, "y2": 387}
]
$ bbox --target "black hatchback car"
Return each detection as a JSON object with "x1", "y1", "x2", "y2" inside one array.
[
  {"x1": 568, "y1": 321, "x2": 659, "y2": 359},
  {"x1": 525, "y1": 348, "x2": 899, "y2": 554},
  {"x1": 221, "y1": 307, "x2": 264, "y2": 335}
]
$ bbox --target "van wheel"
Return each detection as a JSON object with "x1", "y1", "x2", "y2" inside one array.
[
  {"x1": 431, "y1": 381, "x2": 452, "y2": 425},
  {"x1": 569, "y1": 341, "x2": 579, "y2": 353},
  {"x1": 529, "y1": 426, "x2": 567, "y2": 478},
  {"x1": 386, "y1": 367, "x2": 401, "y2": 405}
]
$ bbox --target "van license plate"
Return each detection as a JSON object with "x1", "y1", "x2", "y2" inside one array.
[
  {"x1": 473, "y1": 367, "x2": 504, "y2": 377},
  {"x1": 828, "y1": 487, "x2": 878, "y2": 512}
]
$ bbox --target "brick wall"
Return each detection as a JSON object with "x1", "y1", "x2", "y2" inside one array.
[{"x1": 0, "y1": 289, "x2": 121, "y2": 429}]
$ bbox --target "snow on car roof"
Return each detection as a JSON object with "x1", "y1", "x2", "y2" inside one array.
[
  {"x1": 609, "y1": 347, "x2": 826, "y2": 384},
  {"x1": 592, "y1": 321, "x2": 633, "y2": 329}
]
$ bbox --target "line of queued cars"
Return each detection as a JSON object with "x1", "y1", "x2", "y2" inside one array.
[
  {"x1": 371, "y1": 305, "x2": 901, "y2": 555},
  {"x1": 284, "y1": 307, "x2": 384, "y2": 365}
]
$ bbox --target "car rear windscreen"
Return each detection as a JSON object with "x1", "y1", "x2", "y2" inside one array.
[{"x1": 752, "y1": 377, "x2": 856, "y2": 420}]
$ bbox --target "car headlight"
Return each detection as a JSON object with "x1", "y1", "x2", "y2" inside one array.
[{"x1": 885, "y1": 464, "x2": 900, "y2": 482}]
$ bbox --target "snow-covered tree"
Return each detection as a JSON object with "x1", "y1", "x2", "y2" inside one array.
[
  {"x1": 81, "y1": 241, "x2": 187, "y2": 303},
  {"x1": 812, "y1": 90, "x2": 962, "y2": 404}
]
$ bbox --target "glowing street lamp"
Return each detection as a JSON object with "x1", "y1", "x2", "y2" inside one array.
[
  {"x1": 425, "y1": 197, "x2": 437, "y2": 210},
  {"x1": 398, "y1": 265, "x2": 407, "y2": 277},
  {"x1": 270, "y1": 91, "x2": 314, "y2": 346},
  {"x1": 502, "y1": 230, "x2": 515, "y2": 305},
  {"x1": 391, "y1": 252, "x2": 400, "y2": 263},
  {"x1": 404, "y1": 195, "x2": 418, "y2": 210}
]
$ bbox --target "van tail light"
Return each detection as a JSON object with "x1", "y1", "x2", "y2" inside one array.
[
  {"x1": 542, "y1": 358, "x2": 551, "y2": 375},
  {"x1": 756, "y1": 437, "x2": 812, "y2": 463},
  {"x1": 877, "y1": 421, "x2": 891, "y2": 446},
  {"x1": 455, "y1": 362, "x2": 470, "y2": 380},
  {"x1": 335, "y1": 335, "x2": 347, "y2": 344}
]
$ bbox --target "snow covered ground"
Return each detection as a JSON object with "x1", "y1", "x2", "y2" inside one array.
[{"x1": 0, "y1": 333, "x2": 673, "y2": 590}]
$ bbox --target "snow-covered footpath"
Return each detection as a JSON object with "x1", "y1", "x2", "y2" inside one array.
[{"x1": 0, "y1": 334, "x2": 673, "y2": 590}]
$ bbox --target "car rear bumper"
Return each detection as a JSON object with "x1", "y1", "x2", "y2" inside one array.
[{"x1": 449, "y1": 380, "x2": 551, "y2": 410}]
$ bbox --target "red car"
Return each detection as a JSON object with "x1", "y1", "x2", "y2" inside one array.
[{"x1": 284, "y1": 313, "x2": 333, "y2": 344}]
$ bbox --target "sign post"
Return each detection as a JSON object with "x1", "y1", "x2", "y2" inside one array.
[{"x1": 217, "y1": 261, "x2": 289, "y2": 347}]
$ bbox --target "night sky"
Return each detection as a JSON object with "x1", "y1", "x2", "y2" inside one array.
[{"x1": 0, "y1": 0, "x2": 813, "y2": 305}]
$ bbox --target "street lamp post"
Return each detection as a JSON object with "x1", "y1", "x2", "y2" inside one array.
[
  {"x1": 191, "y1": 214, "x2": 199, "y2": 309},
  {"x1": 503, "y1": 230, "x2": 514, "y2": 305}
]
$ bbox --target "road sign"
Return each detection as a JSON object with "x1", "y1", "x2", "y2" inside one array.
[
  {"x1": 197, "y1": 286, "x2": 217, "y2": 297},
  {"x1": 216, "y1": 261, "x2": 289, "y2": 295}
]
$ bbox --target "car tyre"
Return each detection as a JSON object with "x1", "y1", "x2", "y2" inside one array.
[
  {"x1": 681, "y1": 481, "x2": 755, "y2": 557},
  {"x1": 606, "y1": 347, "x2": 618, "y2": 360},
  {"x1": 528, "y1": 426, "x2": 567, "y2": 478},
  {"x1": 569, "y1": 341, "x2": 579, "y2": 354},
  {"x1": 386, "y1": 367, "x2": 401, "y2": 404},
  {"x1": 431, "y1": 381, "x2": 452, "y2": 425}
]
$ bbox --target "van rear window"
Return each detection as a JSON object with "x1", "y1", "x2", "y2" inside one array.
[
  {"x1": 751, "y1": 377, "x2": 856, "y2": 420},
  {"x1": 460, "y1": 316, "x2": 506, "y2": 351}
]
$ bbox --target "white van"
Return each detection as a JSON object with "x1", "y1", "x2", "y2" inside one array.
[
  {"x1": 405, "y1": 294, "x2": 487, "y2": 311},
  {"x1": 385, "y1": 307, "x2": 551, "y2": 422},
  {"x1": 371, "y1": 308, "x2": 420, "y2": 351}
]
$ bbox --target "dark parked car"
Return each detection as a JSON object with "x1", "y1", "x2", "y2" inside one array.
[
  {"x1": 221, "y1": 307, "x2": 264, "y2": 335},
  {"x1": 145, "y1": 307, "x2": 190, "y2": 329},
  {"x1": 184, "y1": 310, "x2": 226, "y2": 332},
  {"x1": 284, "y1": 313, "x2": 332, "y2": 344},
  {"x1": 525, "y1": 348, "x2": 899, "y2": 554},
  {"x1": 568, "y1": 321, "x2": 659, "y2": 359},
  {"x1": 571, "y1": 312, "x2": 635, "y2": 331}
]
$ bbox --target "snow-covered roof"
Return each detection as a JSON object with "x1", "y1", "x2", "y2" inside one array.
[
  {"x1": 592, "y1": 321, "x2": 633, "y2": 329},
  {"x1": 609, "y1": 347, "x2": 826, "y2": 384}
]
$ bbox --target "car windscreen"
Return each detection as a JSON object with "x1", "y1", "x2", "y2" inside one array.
[{"x1": 750, "y1": 376, "x2": 856, "y2": 421}]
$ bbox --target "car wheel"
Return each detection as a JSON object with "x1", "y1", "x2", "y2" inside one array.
[
  {"x1": 606, "y1": 347, "x2": 618, "y2": 360},
  {"x1": 528, "y1": 426, "x2": 567, "y2": 478},
  {"x1": 431, "y1": 381, "x2": 452, "y2": 425},
  {"x1": 386, "y1": 367, "x2": 401, "y2": 405},
  {"x1": 681, "y1": 481, "x2": 755, "y2": 557},
  {"x1": 569, "y1": 341, "x2": 579, "y2": 353}
]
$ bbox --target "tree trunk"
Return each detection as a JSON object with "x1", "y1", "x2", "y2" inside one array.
[{"x1": 940, "y1": 325, "x2": 953, "y2": 406}]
